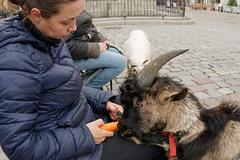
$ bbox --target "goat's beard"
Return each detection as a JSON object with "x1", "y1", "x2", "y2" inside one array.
[
  {"x1": 118, "y1": 128, "x2": 144, "y2": 144},
  {"x1": 119, "y1": 127, "x2": 169, "y2": 147}
]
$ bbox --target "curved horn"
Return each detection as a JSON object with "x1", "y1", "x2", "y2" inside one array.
[{"x1": 137, "y1": 49, "x2": 189, "y2": 87}]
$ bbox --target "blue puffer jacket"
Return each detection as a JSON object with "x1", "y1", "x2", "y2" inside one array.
[{"x1": 0, "y1": 16, "x2": 115, "y2": 160}]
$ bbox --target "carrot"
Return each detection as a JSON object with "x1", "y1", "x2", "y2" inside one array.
[{"x1": 99, "y1": 121, "x2": 119, "y2": 131}]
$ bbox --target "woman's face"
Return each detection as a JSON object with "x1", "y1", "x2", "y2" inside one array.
[{"x1": 37, "y1": 0, "x2": 85, "y2": 39}]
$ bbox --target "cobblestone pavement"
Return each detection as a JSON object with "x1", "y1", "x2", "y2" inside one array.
[
  {"x1": 1, "y1": 9, "x2": 240, "y2": 159},
  {"x1": 100, "y1": 10, "x2": 240, "y2": 108}
]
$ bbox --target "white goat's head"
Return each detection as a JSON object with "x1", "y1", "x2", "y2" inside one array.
[{"x1": 124, "y1": 30, "x2": 151, "y2": 75}]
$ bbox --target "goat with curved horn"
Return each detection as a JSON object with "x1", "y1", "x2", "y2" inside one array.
[{"x1": 137, "y1": 49, "x2": 189, "y2": 87}]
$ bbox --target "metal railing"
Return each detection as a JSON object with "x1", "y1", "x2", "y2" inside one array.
[{"x1": 85, "y1": 0, "x2": 186, "y2": 19}]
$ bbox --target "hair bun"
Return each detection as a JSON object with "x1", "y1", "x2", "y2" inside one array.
[{"x1": 9, "y1": 0, "x2": 25, "y2": 6}]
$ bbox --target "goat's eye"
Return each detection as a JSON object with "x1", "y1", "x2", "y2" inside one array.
[{"x1": 136, "y1": 102, "x2": 143, "y2": 108}]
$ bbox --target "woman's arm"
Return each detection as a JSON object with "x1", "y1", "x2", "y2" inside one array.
[{"x1": 81, "y1": 86, "x2": 117, "y2": 114}]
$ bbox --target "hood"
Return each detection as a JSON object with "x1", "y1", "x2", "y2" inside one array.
[{"x1": 0, "y1": 16, "x2": 60, "y2": 51}]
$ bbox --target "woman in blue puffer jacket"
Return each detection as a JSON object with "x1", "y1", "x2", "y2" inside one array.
[
  {"x1": 0, "y1": 0, "x2": 122, "y2": 159},
  {"x1": 0, "y1": 0, "x2": 167, "y2": 160}
]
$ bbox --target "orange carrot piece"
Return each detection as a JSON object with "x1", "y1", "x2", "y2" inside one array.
[{"x1": 99, "y1": 121, "x2": 119, "y2": 131}]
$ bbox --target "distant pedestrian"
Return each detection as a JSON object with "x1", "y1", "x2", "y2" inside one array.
[
  {"x1": 156, "y1": 0, "x2": 161, "y2": 10},
  {"x1": 3, "y1": 11, "x2": 7, "y2": 18}
]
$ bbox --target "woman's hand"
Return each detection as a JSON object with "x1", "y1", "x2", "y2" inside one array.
[
  {"x1": 86, "y1": 119, "x2": 114, "y2": 145},
  {"x1": 106, "y1": 101, "x2": 124, "y2": 121}
]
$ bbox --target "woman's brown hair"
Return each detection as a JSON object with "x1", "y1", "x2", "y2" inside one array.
[{"x1": 1, "y1": 0, "x2": 78, "y2": 18}]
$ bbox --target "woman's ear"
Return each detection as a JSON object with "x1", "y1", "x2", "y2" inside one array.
[{"x1": 30, "y1": 8, "x2": 42, "y2": 21}]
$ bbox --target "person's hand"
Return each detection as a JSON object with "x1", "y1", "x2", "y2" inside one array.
[
  {"x1": 106, "y1": 101, "x2": 124, "y2": 121},
  {"x1": 86, "y1": 119, "x2": 114, "y2": 145},
  {"x1": 98, "y1": 42, "x2": 107, "y2": 52},
  {"x1": 103, "y1": 40, "x2": 110, "y2": 46},
  {"x1": 103, "y1": 40, "x2": 110, "y2": 49}
]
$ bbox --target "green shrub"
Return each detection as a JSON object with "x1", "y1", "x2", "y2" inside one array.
[
  {"x1": 233, "y1": 0, "x2": 238, "y2": 6},
  {"x1": 227, "y1": 0, "x2": 231, "y2": 6},
  {"x1": 227, "y1": 0, "x2": 238, "y2": 6}
]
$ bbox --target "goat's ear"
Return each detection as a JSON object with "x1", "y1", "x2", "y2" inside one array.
[{"x1": 170, "y1": 88, "x2": 188, "y2": 101}]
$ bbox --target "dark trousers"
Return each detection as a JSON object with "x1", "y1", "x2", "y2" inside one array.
[{"x1": 101, "y1": 131, "x2": 168, "y2": 160}]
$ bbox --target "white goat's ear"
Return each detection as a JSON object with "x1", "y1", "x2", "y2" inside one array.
[{"x1": 170, "y1": 88, "x2": 188, "y2": 101}]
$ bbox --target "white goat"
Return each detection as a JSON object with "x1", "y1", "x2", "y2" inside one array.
[{"x1": 124, "y1": 30, "x2": 151, "y2": 76}]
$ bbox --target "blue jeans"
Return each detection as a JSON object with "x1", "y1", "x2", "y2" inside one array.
[{"x1": 74, "y1": 47, "x2": 127, "y2": 89}]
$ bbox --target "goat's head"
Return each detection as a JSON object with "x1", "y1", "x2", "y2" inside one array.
[{"x1": 118, "y1": 49, "x2": 197, "y2": 143}]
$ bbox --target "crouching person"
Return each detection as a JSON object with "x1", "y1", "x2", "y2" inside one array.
[
  {"x1": 0, "y1": 1, "x2": 167, "y2": 160},
  {"x1": 64, "y1": 9, "x2": 127, "y2": 89}
]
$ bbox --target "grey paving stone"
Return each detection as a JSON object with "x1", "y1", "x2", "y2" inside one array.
[
  {"x1": 206, "y1": 90, "x2": 223, "y2": 98},
  {"x1": 0, "y1": 147, "x2": 8, "y2": 160},
  {"x1": 194, "y1": 92, "x2": 211, "y2": 100},
  {"x1": 217, "y1": 88, "x2": 234, "y2": 95}
]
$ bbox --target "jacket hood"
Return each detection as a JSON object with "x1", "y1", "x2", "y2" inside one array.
[{"x1": 0, "y1": 15, "x2": 61, "y2": 51}]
